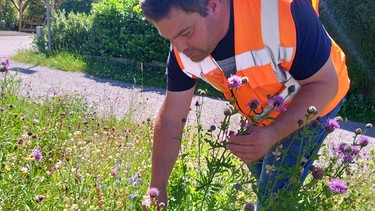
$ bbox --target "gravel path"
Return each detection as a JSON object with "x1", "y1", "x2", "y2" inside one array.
[{"x1": 1, "y1": 30, "x2": 374, "y2": 150}]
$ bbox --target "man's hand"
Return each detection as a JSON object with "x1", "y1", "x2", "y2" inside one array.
[
  {"x1": 142, "y1": 187, "x2": 168, "y2": 211},
  {"x1": 226, "y1": 126, "x2": 278, "y2": 163}
]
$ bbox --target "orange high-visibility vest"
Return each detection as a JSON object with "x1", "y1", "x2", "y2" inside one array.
[{"x1": 174, "y1": 0, "x2": 350, "y2": 125}]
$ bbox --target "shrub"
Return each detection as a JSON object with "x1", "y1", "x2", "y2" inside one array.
[{"x1": 0, "y1": 0, "x2": 18, "y2": 30}]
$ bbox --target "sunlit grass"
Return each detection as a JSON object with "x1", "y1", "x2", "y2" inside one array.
[
  {"x1": 0, "y1": 68, "x2": 374, "y2": 210},
  {"x1": 12, "y1": 50, "x2": 85, "y2": 72}
]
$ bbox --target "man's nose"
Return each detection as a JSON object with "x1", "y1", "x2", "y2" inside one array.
[{"x1": 171, "y1": 38, "x2": 188, "y2": 52}]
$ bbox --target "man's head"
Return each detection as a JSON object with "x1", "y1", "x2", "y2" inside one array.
[{"x1": 140, "y1": 0, "x2": 230, "y2": 62}]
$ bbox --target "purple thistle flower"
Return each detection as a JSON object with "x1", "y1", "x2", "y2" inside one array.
[
  {"x1": 267, "y1": 95, "x2": 286, "y2": 111},
  {"x1": 116, "y1": 163, "x2": 122, "y2": 169},
  {"x1": 227, "y1": 75, "x2": 242, "y2": 89},
  {"x1": 1, "y1": 58, "x2": 10, "y2": 67},
  {"x1": 110, "y1": 168, "x2": 116, "y2": 177},
  {"x1": 52, "y1": 88, "x2": 58, "y2": 95},
  {"x1": 358, "y1": 137, "x2": 369, "y2": 147},
  {"x1": 324, "y1": 119, "x2": 340, "y2": 133},
  {"x1": 351, "y1": 145, "x2": 360, "y2": 156},
  {"x1": 149, "y1": 187, "x2": 160, "y2": 197},
  {"x1": 244, "y1": 202, "x2": 255, "y2": 211},
  {"x1": 128, "y1": 176, "x2": 135, "y2": 183},
  {"x1": 327, "y1": 178, "x2": 347, "y2": 194},
  {"x1": 343, "y1": 154, "x2": 353, "y2": 162},
  {"x1": 335, "y1": 143, "x2": 347, "y2": 154},
  {"x1": 246, "y1": 98, "x2": 260, "y2": 110},
  {"x1": 30, "y1": 149, "x2": 43, "y2": 162},
  {"x1": 20, "y1": 115, "x2": 25, "y2": 120}
]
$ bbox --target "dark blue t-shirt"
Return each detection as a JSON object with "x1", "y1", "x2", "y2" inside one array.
[{"x1": 166, "y1": 0, "x2": 332, "y2": 91}]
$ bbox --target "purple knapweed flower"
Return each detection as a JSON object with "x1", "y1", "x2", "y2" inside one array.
[
  {"x1": 324, "y1": 119, "x2": 340, "y2": 133},
  {"x1": 358, "y1": 136, "x2": 369, "y2": 147},
  {"x1": 267, "y1": 95, "x2": 286, "y2": 112},
  {"x1": 327, "y1": 178, "x2": 347, "y2": 194},
  {"x1": 30, "y1": 149, "x2": 43, "y2": 162},
  {"x1": 149, "y1": 187, "x2": 160, "y2": 197},
  {"x1": 20, "y1": 115, "x2": 25, "y2": 120},
  {"x1": 227, "y1": 74, "x2": 242, "y2": 89}
]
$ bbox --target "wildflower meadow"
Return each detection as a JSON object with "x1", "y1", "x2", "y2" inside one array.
[{"x1": 1, "y1": 60, "x2": 375, "y2": 210}]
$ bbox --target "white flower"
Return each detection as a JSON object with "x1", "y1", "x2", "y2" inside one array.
[{"x1": 142, "y1": 195, "x2": 151, "y2": 207}]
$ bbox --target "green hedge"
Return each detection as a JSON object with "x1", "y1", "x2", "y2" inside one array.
[
  {"x1": 0, "y1": 0, "x2": 18, "y2": 30},
  {"x1": 319, "y1": 0, "x2": 375, "y2": 98},
  {"x1": 39, "y1": 0, "x2": 169, "y2": 63}
]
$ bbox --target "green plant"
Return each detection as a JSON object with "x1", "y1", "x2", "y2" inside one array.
[{"x1": 0, "y1": 0, "x2": 18, "y2": 30}]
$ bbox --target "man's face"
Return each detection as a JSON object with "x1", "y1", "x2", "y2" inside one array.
[{"x1": 153, "y1": 7, "x2": 224, "y2": 62}]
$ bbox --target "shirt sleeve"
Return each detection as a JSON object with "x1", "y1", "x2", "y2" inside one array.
[
  {"x1": 289, "y1": 0, "x2": 332, "y2": 80},
  {"x1": 166, "y1": 47, "x2": 197, "y2": 91}
]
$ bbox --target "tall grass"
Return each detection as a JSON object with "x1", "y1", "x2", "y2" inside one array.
[{"x1": 1, "y1": 71, "x2": 374, "y2": 210}]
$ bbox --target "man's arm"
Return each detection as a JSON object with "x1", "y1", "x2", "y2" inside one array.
[
  {"x1": 227, "y1": 56, "x2": 339, "y2": 163},
  {"x1": 144, "y1": 86, "x2": 195, "y2": 208}
]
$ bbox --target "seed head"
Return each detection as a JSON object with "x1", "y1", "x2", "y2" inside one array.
[
  {"x1": 288, "y1": 85, "x2": 296, "y2": 94},
  {"x1": 311, "y1": 166, "x2": 326, "y2": 180},
  {"x1": 224, "y1": 108, "x2": 232, "y2": 116},
  {"x1": 355, "y1": 128, "x2": 362, "y2": 135},
  {"x1": 241, "y1": 76, "x2": 249, "y2": 84},
  {"x1": 307, "y1": 106, "x2": 318, "y2": 115}
]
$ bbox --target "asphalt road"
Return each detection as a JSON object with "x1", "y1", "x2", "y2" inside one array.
[{"x1": 0, "y1": 30, "x2": 35, "y2": 57}]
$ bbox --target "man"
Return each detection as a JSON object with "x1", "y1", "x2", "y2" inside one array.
[{"x1": 140, "y1": 0, "x2": 350, "y2": 209}]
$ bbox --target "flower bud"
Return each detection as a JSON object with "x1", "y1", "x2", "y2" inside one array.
[
  {"x1": 307, "y1": 106, "x2": 318, "y2": 115},
  {"x1": 355, "y1": 128, "x2": 362, "y2": 135}
]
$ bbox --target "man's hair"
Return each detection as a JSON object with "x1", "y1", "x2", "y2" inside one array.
[{"x1": 140, "y1": 0, "x2": 209, "y2": 22}]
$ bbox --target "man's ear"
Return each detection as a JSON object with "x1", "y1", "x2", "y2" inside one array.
[{"x1": 206, "y1": 0, "x2": 221, "y2": 14}]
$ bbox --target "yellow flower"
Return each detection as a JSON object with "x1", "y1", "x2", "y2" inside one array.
[
  {"x1": 369, "y1": 160, "x2": 374, "y2": 168},
  {"x1": 25, "y1": 156, "x2": 35, "y2": 161},
  {"x1": 359, "y1": 159, "x2": 365, "y2": 166},
  {"x1": 5, "y1": 165, "x2": 11, "y2": 171}
]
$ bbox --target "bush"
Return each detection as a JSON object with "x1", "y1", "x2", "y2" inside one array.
[
  {"x1": 39, "y1": 11, "x2": 93, "y2": 54},
  {"x1": 0, "y1": 0, "x2": 18, "y2": 30},
  {"x1": 59, "y1": 0, "x2": 100, "y2": 14},
  {"x1": 319, "y1": 0, "x2": 375, "y2": 122},
  {"x1": 36, "y1": 0, "x2": 169, "y2": 63}
]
